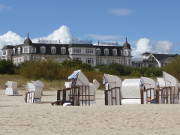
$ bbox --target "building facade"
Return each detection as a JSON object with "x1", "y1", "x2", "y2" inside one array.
[
  {"x1": 132, "y1": 52, "x2": 179, "y2": 68},
  {"x1": 1, "y1": 35, "x2": 132, "y2": 66}
]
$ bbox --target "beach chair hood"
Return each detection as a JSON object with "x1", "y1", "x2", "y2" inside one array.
[
  {"x1": 163, "y1": 71, "x2": 179, "y2": 94},
  {"x1": 67, "y1": 70, "x2": 89, "y2": 87},
  {"x1": 103, "y1": 74, "x2": 122, "y2": 89},
  {"x1": 140, "y1": 77, "x2": 156, "y2": 89}
]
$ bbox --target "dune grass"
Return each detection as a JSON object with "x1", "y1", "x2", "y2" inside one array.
[{"x1": 0, "y1": 74, "x2": 66, "y2": 91}]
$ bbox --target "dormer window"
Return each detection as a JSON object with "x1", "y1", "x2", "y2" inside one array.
[
  {"x1": 104, "y1": 48, "x2": 109, "y2": 56},
  {"x1": 113, "y1": 49, "x2": 117, "y2": 56},
  {"x1": 40, "y1": 46, "x2": 46, "y2": 54},
  {"x1": 61, "y1": 47, "x2": 66, "y2": 54},
  {"x1": 96, "y1": 48, "x2": 101, "y2": 55},
  {"x1": 51, "y1": 46, "x2": 56, "y2": 54}
]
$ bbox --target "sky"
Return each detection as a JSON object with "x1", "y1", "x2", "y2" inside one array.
[{"x1": 0, "y1": 0, "x2": 180, "y2": 58}]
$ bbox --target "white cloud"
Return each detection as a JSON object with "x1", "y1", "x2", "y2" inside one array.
[
  {"x1": 0, "y1": 4, "x2": 10, "y2": 13},
  {"x1": 109, "y1": 8, "x2": 132, "y2": 16},
  {"x1": 0, "y1": 31, "x2": 24, "y2": 48},
  {"x1": 153, "y1": 41, "x2": 173, "y2": 54},
  {"x1": 0, "y1": 25, "x2": 73, "y2": 52},
  {"x1": 32, "y1": 25, "x2": 73, "y2": 44},
  {"x1": 89, "y1": 34, "x2": 122, "y2": 41},
  {"x1": 132, "y1": 38, "x2": 174, "y2": 59}
]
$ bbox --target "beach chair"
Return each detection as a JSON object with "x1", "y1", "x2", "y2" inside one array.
[
  {"x1": 103, "y1": 74, "x2": 122, "y2": 105},
  {"x1": 156, "y1": 71, "x2": 179, "y2": 104},
  {"x1": 25, "y1": 80, "x2": 44, "y2": 103},
  {"x1": 5, "y1": 81, "x2": 19, "y2": 95},
  {"x1": 56, "y1": 70, "x2": 97, "y2": 106},
  {"x1": 140, "y1": 77, "x2": 156, "y2": 104}
]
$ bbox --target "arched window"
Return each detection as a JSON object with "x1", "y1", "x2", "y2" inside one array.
[
  {"x1": 104, "y1": 48, "x2": 109, "y2": 56},
  {"x1": 61, "y1": 47, "x2": 66, "y2": 54},
  {"x1": 112, "y1": 49, "x2": 117, "y2": 56},
  {"x1": 51, "y1": 46, "x2": 56, "y2": 54},
  {"x1": 96, "y1": 48, "x2": 101, "y2": 55},
  {"x1": 40, "y1": 46, "x2": 46, "y2": 54}
]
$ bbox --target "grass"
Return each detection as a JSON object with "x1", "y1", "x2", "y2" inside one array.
[
  {"x1": 0, "y1": 74, "x2": 66, "y2": 91},
  {"x1": 0, "y1": 74, "x2": 162, "y2": 91}
]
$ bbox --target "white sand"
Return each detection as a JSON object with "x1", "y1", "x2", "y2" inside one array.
[{"x1": 0, "y1": 89, "x2": 180, "y2": 135}]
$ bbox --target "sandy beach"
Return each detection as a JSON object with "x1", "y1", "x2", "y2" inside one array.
[{"x1": 0, "y1": 89, "x2": 180, "y2": 135}]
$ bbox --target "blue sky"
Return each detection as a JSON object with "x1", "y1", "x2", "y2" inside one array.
[{"x1": 0, "y1": 0, "x2": 180, "y2": 57}]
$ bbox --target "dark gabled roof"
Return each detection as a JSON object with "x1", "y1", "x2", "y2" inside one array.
[
  {"x1": 1, "y1": 45, "x2": 14, "y2": 50},
  {"x1": 141, "y1": 52, "x2": 151, "y2": 56},
  {"x1": 152, "y1": 54, "x2": 178, "y2": 62},
  {"x1": 93, "y1": 45, "x2": 123, "y2": 56},
  {"x1": 32, "y1": 43, "x2": 69, "y2": 55},
  {"x1": 13, "y1": 43, "x2": 70, "y2": 55}
]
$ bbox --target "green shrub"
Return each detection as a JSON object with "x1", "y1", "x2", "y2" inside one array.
[
  {"x1": 163, "y1": 56, "x2": 180, "y2": 81},
  {"x1": 0, "y1": 59, "x2": 15, "y2": 74}
]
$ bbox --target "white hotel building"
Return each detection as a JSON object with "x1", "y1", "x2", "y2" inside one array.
[{"x1": 1, "y1": 35, "x2": 132, "y2": 66}]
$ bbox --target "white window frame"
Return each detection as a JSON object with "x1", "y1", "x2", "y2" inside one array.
[
  {"x1": 61, "y1": 47, "x2": 66, "y2": 54},
  {"x1": 51, "y1": 46, "x2": 56, "y2": 54},
  {"x1": 104, "y1": 48, "x2": 109, "y2": 56},
  {"x1": 24, "y1": 48, "x2": 28, "y2": 53},
  {"x1": 73, "y1": 48, "x2": 81, "y2": 54},
  {"x1": 40, "y1": 46, "x2": 46, "y2": 54},
  {"x1": 113, "y1": 49, "x2": 117, "y2": 56},
  {"x1": 96, "y1": 48, "x2": 101, "y2": 55},
  {"x1": 86, "y1": 58, "x2": 94, "y2": 65},
  {"x1": 3, "y1": 50, "x2": 6, "y2": 55},
  {"x1": 86, "y1": 48, "x2": 93, "y2": 54}
]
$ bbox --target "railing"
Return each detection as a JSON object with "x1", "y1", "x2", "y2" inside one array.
[
  {"x1": 140, "y1": 88, "x2": 156, "y2": 104},
  {"x1": 57, "y1": 86, "x2": 93, "y2": 106},
  {"x1": 141, "y1": 86, "x2": 177, "y2": 104},
  {"x1": 104, "y1": 87, "x2": 121, "y2": 105},
  {"x1": 156, "y1": 86, "x2": 176, "y2": 104}
]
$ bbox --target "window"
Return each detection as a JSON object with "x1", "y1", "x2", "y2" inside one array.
[
  {"x1": 96, "y1": 48, "x2": 101, "y2": 55},
  {"x1": 3, "y1": 50, "x2": 6, "y2": 55},
  {"x1": 61, "y1": 47, "x2": 66, "y2": 54},
  {"x1": 13, "y1": 48, "x2": 15, "y2": 55},
  {"x1": 51, "y1": 46, "x2": 56, "y2": 54},
  {"x1": 18, "y1": 47, "x2": 21, "y2": 55},
  {"x1": 104, "y1": 48, "x2": 109, "y2": 56},
  {"x1": 73, "y1": 48, "x2": 81, "y2": 53},
  {"x1": 24, "y1": 48, "x2": 28, "y2": 53},
  {"x1": 40, "y1": 46, "x2": 46, "y2": 54},
  {"x1": 113, "y1": 49, "x2": 117, "y2": 56},
  {"x1": 86, "y1": 48, "x2": 93, "y2": 54},
  {"x1": 128, "y1": 51, "x2": 131, "y2": 56},
  {"x1": 32, "y1": 47, "x2": 36, "y2": 53},
  {"x1": 124, "y1": 50, "x2": 128, "y2": 56},
  {"x1": 86, "y1": 58, "x2": 94, "y2": 65}
]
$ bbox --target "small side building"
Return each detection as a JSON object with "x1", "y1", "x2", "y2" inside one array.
[{"x1": 132, "y1": 52, "x2": 179, "y2": 68}]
